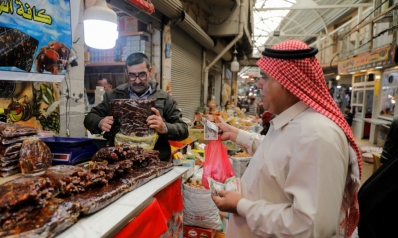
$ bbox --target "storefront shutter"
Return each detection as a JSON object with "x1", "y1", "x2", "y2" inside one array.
[{"x1": 171, "y1": 26, "x2": 202, "y2": 121}]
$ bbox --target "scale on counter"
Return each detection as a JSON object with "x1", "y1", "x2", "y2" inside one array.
[{"x1": 40, "y1": 137, "x2": 103, "y2": 165}]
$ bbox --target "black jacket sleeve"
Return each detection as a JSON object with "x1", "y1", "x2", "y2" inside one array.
[
  {"x1": 83, "y1": 91, "x2": 113, "y2": 134},
  {"x1": 162, "y1": 94, "x2": 188, "y2": 141}
]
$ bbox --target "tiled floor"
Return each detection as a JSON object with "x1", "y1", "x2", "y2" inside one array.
[{"x1": 355, "y1": 138, "x2": 378, "y2": 186}]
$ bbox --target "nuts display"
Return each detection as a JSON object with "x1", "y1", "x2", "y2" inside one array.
[
  {"x1": 231, "y1": 151, "x2": 251, "y2": 158},
  {"x1": 185, "y1": 178, "x2": 205, "y2": 189}
]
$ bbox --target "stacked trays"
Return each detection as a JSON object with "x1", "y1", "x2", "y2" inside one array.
[{"x1": 0, "y1": 122, "x2": 38, "y2": 177}]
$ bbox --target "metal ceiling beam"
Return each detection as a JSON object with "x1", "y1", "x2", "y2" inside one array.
[
  {"x1": 256, "y1": 3, "x2": 373, "y2": 11},
  {"x1": 254, "y1": 33, "x2": 322, "y2": 37}
]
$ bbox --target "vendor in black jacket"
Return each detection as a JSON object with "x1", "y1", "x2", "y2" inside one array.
[{"x1": 84, "y1": 53, "x2": 188, "y2": 161}]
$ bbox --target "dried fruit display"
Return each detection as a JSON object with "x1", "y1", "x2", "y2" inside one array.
[
  {"x1": 0, "y1": 198, "x2": 80, "y2": 237},
  {"x1": 43, "y1": 165, "x2": 108, "y2": 195},
  {"x1": 35, "y1": 41, "x2": 70, "y2": 75},
  {"x1": 19, "y1": 137, "x2": 52, "y2": 174},
  {"x1": 0, "y1": 143, "x2": 21, "y2": 155},
  {"x1": 110, "y1": 99, "x2": 156, "y2": 137},
  {"x1": 0, "y1": 122, "x2": 37, "y2": 138},
  {"x1": 0, "y1": 27, "x2": 39, "y2": 72},
  {"x1": 0, "y1": 176, "x2": 55, "y2": 228},
  {"x1": 64, "y1": 180, "x2": 129, "y2": 214}
]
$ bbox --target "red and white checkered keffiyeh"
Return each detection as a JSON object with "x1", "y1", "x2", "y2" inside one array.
[{"x1": 257, "y1": 40, "x2": 362, "y2": 237}]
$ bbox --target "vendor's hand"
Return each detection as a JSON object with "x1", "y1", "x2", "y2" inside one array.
[
  {"x1": 147, "y1": 108, "x2": 167, "y2": 134},
  {"x1": 216, "y1": 118, "x2": 239, "y2": 142},
  {"x1": 212, "y1": 189, "x2": 242, "y2": 214},
  {"x1": 100, "y1": 116, "x2": 114, "y2": 132}
]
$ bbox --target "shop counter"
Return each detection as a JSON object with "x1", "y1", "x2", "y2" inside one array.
[
  {"x1": 55, "y1": 166, "x2": 188, "y2": 238},
  {"x1": 362, "y1": 118, "x2": 391, "y2": 144}
]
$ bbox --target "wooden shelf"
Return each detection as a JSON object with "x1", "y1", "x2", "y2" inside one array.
[{"x1": 85, "y1": 62, "x2": 125, "y2": 67}]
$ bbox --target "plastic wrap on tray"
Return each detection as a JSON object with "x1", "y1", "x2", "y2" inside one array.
[
  {"x1": 148, "y1": 161, "x2": 174, "y2": 177},
  {"x1": 0, "y1": 158, "x2": 19, "y2": 168},
  {"x1": 64, "y1": 180, "x2": 129, "y2": 214},
  {"x1": 122, "y1": 167, "x2": 157, "y2": 190},
  {"x1": 0, "y1": 176, "x2": 55, "y2": 209},
  {"x1": 19, "y1": 137, "x2": 52, "y2": 174},
  {"x1": 0, "y1": 177, "x2": 56, "y2": 228},
  {"x1": 0, "y1": 143, "x2": 21, "y2": 155},
  {"x1": 0, "y1": 168, "x2": 21, "y2": 178},
  {"x1": 0, "y1": 198, "x2": 80, "y2": 238},
  {"x1": 114, "y1": 132, "x2": 158, "y2": 150},
  {"x1": 0, "y1": 27, "x2": 39, "y2": 72},
  {"x1": 0, "y1": 164, "x2": 19, "y2": 172},
  {"x1": 1, "y1": 136, "x2": 33, "y2": 145},
  {"x1": 0, "y1": 153, "x2": 19, "y2": 162},
  {"x1": 43, "y1": 165, "x2": 108, "y2": 195},
  {"x1": 110, "y1": 99, "x2": 159, "y2": 149},
  {"x1": 0, "y1": 122, "x2": 37, "y2": 138}
]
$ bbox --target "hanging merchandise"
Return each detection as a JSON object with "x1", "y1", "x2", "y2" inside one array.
[
  {"x1": 128, "y1": 0, "x2": 155, "y2": 14},
  {"x1": 0, "y1": 0, "x2": 72, "y2": 82}
]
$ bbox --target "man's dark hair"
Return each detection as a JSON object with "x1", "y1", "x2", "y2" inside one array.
[
  {"x1": 125, "y1": 53, "x2": 151, "y2": 69},
  {"x1": 100, "y1": 77, "x2": 112, "y2": 85},
  {"x1": 346, "y1": 105, "x2": 351, "y2": 110}
]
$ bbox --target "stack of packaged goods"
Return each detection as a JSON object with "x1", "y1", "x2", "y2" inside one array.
[
  {"x1": 0, "y1": 122, "x2": 38, "y2": 177},
  {"x1": 121, "y1": 35, "x2": 151, "y2": 62}
]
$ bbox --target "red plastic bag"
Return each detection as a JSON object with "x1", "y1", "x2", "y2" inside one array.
[{"x1": 202, "y1": 136, "x2": 235, "y2": 189}]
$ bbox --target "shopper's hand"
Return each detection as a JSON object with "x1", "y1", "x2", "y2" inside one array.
[
  {"x1": 216, "y1": 117, "x2": 239, "y2": 142},
  {"x1": 100, "y1": 116, "x2": 114, "y2": 132},
  {"x1": 212, "y1": 189, "x2": 242, "y2": 214},
  {"x1": 147, "y1": 108, "x2": 167, "y2": 134}
]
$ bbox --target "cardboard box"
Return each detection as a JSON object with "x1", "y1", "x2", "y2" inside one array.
[
  {"x1": 120, "y1": 16, "x2": 138, "y2": 32},
  {"x1": 188, "y1": 129, "x2": 204, "y2": 141},
  {"x1": 222, "y1": 140, "x2": 239, "y2": 151},
  {"x1": 183, "y1": 225, "x2": 215, "y2": 238}
]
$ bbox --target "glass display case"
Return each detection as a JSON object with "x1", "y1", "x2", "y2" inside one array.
[{"x1": 379, "y1": 69, "x2": 398, "y2": 119}]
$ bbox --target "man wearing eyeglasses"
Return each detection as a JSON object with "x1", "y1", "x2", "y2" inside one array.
[{"x1": 84, "y1": 53, "x2": 188, "y2": 161}]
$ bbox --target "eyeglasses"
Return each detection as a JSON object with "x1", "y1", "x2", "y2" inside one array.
[{"x1": 127, "y1": 72, "x2": 147, "y2": 81}]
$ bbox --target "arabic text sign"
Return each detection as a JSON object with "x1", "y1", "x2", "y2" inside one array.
[
  {"x1": 0, "y1": 0, "x2": 72, "y2": 81},
  {"x1": 338, "y1": 45, "x2": 393, "y2": 74}
]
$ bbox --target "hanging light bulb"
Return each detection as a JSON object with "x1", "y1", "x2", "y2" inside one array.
[
  {"x1": 83, "y1": 0, "x2": 118, "y2": 49},
  {"x1": 336, "y1": 75, "x2": 341, "y2": 80},
  {"x1": 231, "y1": 46, "x2": 240, "y2": 72}
]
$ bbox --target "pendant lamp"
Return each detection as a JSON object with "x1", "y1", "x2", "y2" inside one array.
[
  {"x1": 84, "y1": 0, "x2": 118, "y2": 49},
  {"x1": 231, "y1": 47, "x2": 239, "y2": 72}
]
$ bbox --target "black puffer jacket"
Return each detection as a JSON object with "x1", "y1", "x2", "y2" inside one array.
[{"x1": 84, "y1": 81, "x2": 188, "y2": 161}]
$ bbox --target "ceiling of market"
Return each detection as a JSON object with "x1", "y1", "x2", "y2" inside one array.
[{"x1": 251, "y1": 0, "x2": 373, "y2": 57}]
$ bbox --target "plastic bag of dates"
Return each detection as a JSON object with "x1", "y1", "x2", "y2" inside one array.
[
  {"x1": 110, "y1": 99, "x2": 159, "y2": 149},
  {"x1": 114, "y1": 132, "x2": 158, "y2": 150},
  {"x1": 19, "y1": 137, "x2": 53, "y2": 175}
]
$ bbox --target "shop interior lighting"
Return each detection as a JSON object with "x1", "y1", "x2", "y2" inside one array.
[
  {"x1": 360, "y1": 69, "x2": 367, "y2": 72},
  {"x1": 83, "y1": 0, "x2": 118, "y2": 49},
  {"x1": 375, "y1": 66, "x2": 383, "y2": 69},
  {"x1": 350, "y1": 72, "x2": 355, "y2": 74},
  {"x1": 336, "y1": 75, "x2": 340, "y2": 80},
  {"x1": 337, "y1": 85, "x2": 342, "y2": 88},
  {"x1": 241, "y1": 75, "x2": 249, "y2": 78},
  {"x1": 375, "y1": 75, "x2": 381, "y2": 80},
  {"x1": 231, "y1": 45, "x2": 240, "y2": 72}
]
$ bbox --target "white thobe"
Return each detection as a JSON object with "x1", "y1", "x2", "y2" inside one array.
[{"x1": 227, "y1": 101, "x2": 349, "y2": 238}]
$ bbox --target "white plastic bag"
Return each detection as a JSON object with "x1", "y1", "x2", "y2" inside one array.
[{"x1": 183, "y1": 184, "x2": 223, "y2": 230}]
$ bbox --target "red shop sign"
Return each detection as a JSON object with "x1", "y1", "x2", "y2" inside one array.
[{"x1": 129, "y1": 0, "x2": 155, "y2": 14}]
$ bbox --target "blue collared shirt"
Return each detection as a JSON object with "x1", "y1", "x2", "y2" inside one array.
[{"x1": 128, "y1": 85, "x2": 154, "y2": 99}]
